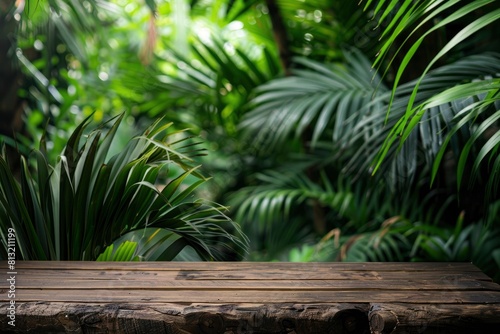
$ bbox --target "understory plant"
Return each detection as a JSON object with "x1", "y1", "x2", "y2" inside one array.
[
  {"x1": 285, "y1": 210, "x2": 500, "y2": 282},
  {"x1": 0, "y1": 114, "x2": 247, "y2": 261}
]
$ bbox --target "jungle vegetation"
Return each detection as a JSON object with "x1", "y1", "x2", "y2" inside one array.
[{"x1": 0, "y1": 0, "x2": 499, "y2": 280}]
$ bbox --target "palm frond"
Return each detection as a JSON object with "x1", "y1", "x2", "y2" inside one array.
[
  {"x1": 0, "y1": 115, "x2": 248, "y2": 261},
  {"x1": 231, "y1": 168, "x2": 354, "y2": 227},
  {"x1": 241, "y1": 50, "x2": 387, "y2": 151},
  {"x1": 371, "y1": 53, "x2": 500, "y2": 192},
  {"x1": 408, "y1": 212, "x2": 500, "y2": 281},
  {"x1": 362, "y1": 0, "x2": 500, "y2": 195},
  {"x1": 363, "y1": 0, "x2": 499, "y2": 77},
  {"x1": 136, "y1": 29, "x2": 279, "y2": 133},
  {"x1": 311, "y1": 217, "x2": 413, "y2": 262}
]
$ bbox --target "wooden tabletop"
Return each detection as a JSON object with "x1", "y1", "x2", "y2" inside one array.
[{"x1": 1, "y1": 261, "x2": 500, "y2": 333}]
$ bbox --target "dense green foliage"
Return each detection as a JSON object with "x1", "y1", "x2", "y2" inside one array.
[
  {"x1": 0, "y1": 0, "x2": 499, "y2": 279},
  {"x1": 0, "y1": 114, "x2": 247, "y2": 260}
]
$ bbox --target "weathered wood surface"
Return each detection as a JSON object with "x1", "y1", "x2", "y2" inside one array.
[{"x1": 1, "y1": 261, "x2": 499, "y2": 333}]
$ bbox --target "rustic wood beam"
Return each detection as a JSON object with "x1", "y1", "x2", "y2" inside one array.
[{"x1": 1, "y1": 261, "x2": 499, "y2": 333}]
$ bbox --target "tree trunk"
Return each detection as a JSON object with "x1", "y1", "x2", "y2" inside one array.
[
  {"x1": 0, "y1": 0, "x2": 24, "y2": 175},
  {"x1": 265, "y1": 0, "x2": 327, "y2": 233},
  {"x1": 265, "y1": 0, "x2": 291, "y2": 75}
]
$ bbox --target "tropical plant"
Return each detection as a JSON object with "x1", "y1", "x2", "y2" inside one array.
[
  {"x1": 231, "y1": 49, "x2": 449, "y2": 259},
  {"x1": 407, "y1": 212, "x2": 500, "y2": 282},
  {"x1": 301, "y1": 211, "x2": 500, "y2": 282},
  {"x1": 0, "y1": 114, "x2": 247, "y2": 261},
  {"x1": 232, "y1": 0, "x2": 500, "y2": 264},
  {"x1": 96, "y1": 240, "x2": 140, "y2": 261},
  {"x1": 364, "y1": 0, "x2": 500, "y2": 201},
  {"x1": 1, "y1": 0, "x2": 108, "y2": 164}
]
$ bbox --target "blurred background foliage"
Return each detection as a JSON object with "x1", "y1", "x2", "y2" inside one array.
[{"x1": 0, "y1": 0, "x2": 499, "y2": 280}]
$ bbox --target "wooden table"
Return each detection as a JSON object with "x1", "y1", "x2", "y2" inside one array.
[{"x1": 1, "y1": 261, "x2": 500, "y2": 333}]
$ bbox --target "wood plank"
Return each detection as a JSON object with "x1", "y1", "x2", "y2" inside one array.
[
  {"x1": 9, "y1": 268, "x2": 491, "y2": 281},
  {"x1": 3, "y1": 301, "x2": 499, "y2": 334},
  {"x1": 172, "y1": 270, "x2": 492, "y2": 281},
  {"x1": 0, "y1": 302, "x2": 373, "y2": 334},
  {"x1": 13, "y1": 277, "x2": 500, "y2": 291},
  {"x1": 6, "y1": 268, "x2": 382, "y2": 280},
  {"x1": 10, "y1": 261, "x2": 484, "y2": 272},
  {"x1": 9, "y1": 288, "x2": 500, "y2": 304},
  {"x1": 369, "y1": 303, "x2": 500, "y2": 333}
]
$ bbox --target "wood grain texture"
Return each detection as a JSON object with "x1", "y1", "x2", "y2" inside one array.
[{"x1": 1, "y1": 261, "x2": 499, "y2": 333}]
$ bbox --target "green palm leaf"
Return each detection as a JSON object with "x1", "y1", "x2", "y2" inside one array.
[
  {"x1": 0, "y1": 115, "x2": 248, "y2": 261},
  {"x1": 369, "y1": 53, "x2": 500, "y2": 189},
  {"x1": 363, "y1": 0, "x2": 500, "y2": 194},
  {"x1": 241, "y1": 50, "x2": 386, "y2": 151}
]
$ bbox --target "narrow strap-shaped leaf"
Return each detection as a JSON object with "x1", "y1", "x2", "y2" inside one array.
[
  {"x1": 72, "y1": 134, "x2": 101, "y2": 259},
  {"x1": 20, "y1": 158, "x2": 51, "y2": 259},
  {"x1": 404, "y1": 6, "x2": 500, "y2": 113},
  {"x1": 472, "y1": 130, "x2": 500, "y2": 181}
]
